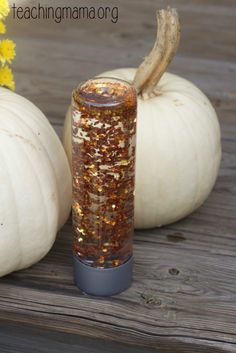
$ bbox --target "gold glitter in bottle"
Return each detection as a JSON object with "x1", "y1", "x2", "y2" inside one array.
[{"x1": 72, "y1": 77, "x2": 137, "y2": 271}]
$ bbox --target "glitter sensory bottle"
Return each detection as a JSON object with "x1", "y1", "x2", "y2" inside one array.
[{"x1": 72, "y1": 77, "x2": 137, "y2": 296}]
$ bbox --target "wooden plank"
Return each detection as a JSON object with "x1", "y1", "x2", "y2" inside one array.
[
  {"x1": 0, "y1": 0, "x2": 236, "y2": 352},
  {"x1": 0, "y1": 320, "x2": 159, "y2": 353}
]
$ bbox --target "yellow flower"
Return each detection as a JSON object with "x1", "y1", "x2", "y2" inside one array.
[
  {"x1": 0, "y1": 21, "x2": 6, "y2": 34},
  {"x1": 0, "y1": 0, "x2": 10, "y2": 20},
  {"x1": 0, "y1": 65, "x2": 15, "y2": 90},
  {"x1": 0, "y1": 39, "x2": 16, "y2": 64}
]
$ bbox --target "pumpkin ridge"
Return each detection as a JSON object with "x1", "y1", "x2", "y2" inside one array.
[
  {"x1": 14, "y1": 112, "x2": 61, "y2": 228},
  {"x1": 1, "y1": 98, "x2": 64, "y2": 230},
  {"x1": 8, "y1": 112, "x2": 58, "y2": 250},
  {"x1": 0, "y1": 107, "x2": 57, "y2": 268},
  {"x1": 0, "y1": 139, "x2": 23, "y2": 271},
  {"x1": 168, "y1": 88, "x2": 220, "y2": 153},
  {"x1": 168, "y1": 92, "x2": 221, "y2": 202},
  {"x1": 167, "y1": 97, "x2": 201, "y2": 207}
]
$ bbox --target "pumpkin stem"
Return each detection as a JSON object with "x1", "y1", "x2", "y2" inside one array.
[{"x1": 133, "y1": 7, "x2": 180, "y2": 99}]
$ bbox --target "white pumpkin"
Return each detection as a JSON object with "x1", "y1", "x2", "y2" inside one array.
[
  {"x1": 63, "y1": 9, "x2": 221, "y2": 229},
  {"x1": 0, "y1": 87, "x2": 72, "y2": 277}
]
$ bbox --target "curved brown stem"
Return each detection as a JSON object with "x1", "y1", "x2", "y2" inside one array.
[{"x1": 133, "y1": 8, "x2": 180, "y2": 99}]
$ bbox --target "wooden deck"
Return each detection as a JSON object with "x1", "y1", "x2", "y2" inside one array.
[{"x1": 1, "y1": 0, "x2": 236, "y2": 352}]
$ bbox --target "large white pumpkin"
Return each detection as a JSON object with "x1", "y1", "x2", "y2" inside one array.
[
  {"x1": 63, "y1": 9, "x2": 221, "y2": 229},
  {"x1": 0, "y1": 87, "x2": 71, "y2": 277}
]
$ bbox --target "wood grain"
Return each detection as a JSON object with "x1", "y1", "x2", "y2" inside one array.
[
  {"x1": 0, "y1": 320, "x2": 161, "y2": 353},
  {"x1": 0, "y1": 0, "x2": 236, "y2": 352}
]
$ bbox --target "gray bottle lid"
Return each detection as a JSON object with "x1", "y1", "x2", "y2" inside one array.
[{"x1": 74, "y1": 256, "x2": 133, "y2": 297}]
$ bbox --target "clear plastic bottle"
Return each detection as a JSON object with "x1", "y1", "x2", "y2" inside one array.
[{"x1": 72, "y1": 77, "x2": 137, "y2": 295}]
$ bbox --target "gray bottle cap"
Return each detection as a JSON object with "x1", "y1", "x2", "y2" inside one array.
[{"x1": 74, "y1": 256, "x2": 133, "y2": 297}]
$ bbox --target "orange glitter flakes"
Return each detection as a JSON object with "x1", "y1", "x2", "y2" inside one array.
[
  {"x1": 98, "y1": 256, "x2": 105, "y2": 264},
  {"x1": 72, "y1": 77, "x2": 137, "y2": 268},
  {"x1": 77, "y1": 227, "x2": 86, "y2": 235},
  {"x1": 91, "y1": 171, "x2": 98, "y2": 177},
  {"x1": 112, "y1": 259, "x2": 121, "y2": 267},
  {"x1": 73, "y1": 202, "x2": 84, "y2": 216},
  {"x1": 119, "y1": 160, "x2": 130, "y2": 166},
  {"x1": 87, "y1": 164, "x2": 96, "y2": 169}
]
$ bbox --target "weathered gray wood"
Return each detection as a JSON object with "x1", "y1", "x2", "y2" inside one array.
[
  {"x1": 0, "y1": 321, "x2": 160, "y2": 353},
  {"x1": 0, "y1": 0, "x2": 236, "y2": 352}
]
